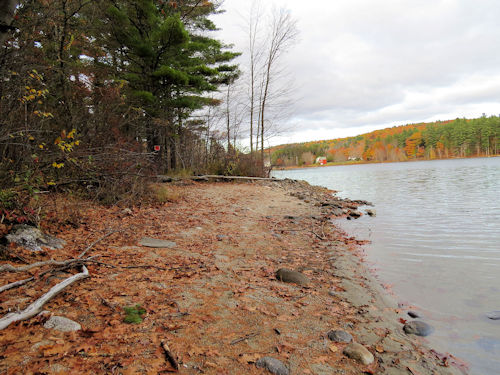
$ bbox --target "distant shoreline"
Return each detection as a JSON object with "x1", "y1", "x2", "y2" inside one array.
[{"x1": 273, "y1": 154, "x2": 500, "y2": 171}]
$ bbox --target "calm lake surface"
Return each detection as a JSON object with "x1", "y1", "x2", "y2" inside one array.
[{"x1": 272, "y1": 157, "x2": 500, "y2": 375}]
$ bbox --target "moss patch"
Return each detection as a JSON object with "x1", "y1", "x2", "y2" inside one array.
[{"x1": 123, "y1": 305, "x2": 146, "y2": 324}]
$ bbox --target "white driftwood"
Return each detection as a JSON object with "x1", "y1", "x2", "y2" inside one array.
[
  {"x1": 0, "y1": 256, "x2": 96, "y2": 273},
  {"x1": 0, "y1": 259, "x2": 74, "y2": 273},
  {"x1": 0, "y1": 276, "x2": 34, "y2": 293},
  {"x1": 0, "y1": 265, "x2": 89, "y2": 330}
]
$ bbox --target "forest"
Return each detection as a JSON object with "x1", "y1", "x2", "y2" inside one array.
[
  {"x1": 0, "y1": 0, "x2": 300, "y2": 214},
  {"x1": 271, "y1": 116, "x2": 500, "y2": 167}
]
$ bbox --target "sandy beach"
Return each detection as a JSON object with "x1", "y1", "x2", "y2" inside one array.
[{"x1": 0, "y1": 180, "x2": 466, "y2": 374}]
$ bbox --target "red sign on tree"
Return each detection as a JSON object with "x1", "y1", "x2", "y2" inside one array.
[{"x1": 154, "y1": 145, "x2": 160, "y2": 151}]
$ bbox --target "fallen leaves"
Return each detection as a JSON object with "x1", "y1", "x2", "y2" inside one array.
[
  {"x1": 0, "y1": 183, "x2": 464, "y2": 375},
  {"x1": 39, "y1": 342, "x2": 72, "y2": 357},
  {"x1": 237, "y1": 353, "x2": 260, "y2": 364},
  {"x1": 328, "y1": 343, "x2": 339, "y2": 353}
]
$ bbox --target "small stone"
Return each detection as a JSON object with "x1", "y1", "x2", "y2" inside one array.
[
  {"x1": 403, "y1": 321, "x2": 434, "y2": 336},
  {"x1": 343, "y1": 343, "x2": 374, "y2": 365},
  {"x1": 327, "y1": 330, "x2": 353, "y2": 343},
  {"x1": 216, "y1": 234, "x2": 227, "y2": 241},
  {"x1": 366, "y1": 209, "x2": 376, "y2": 217},
  {"x1": 122, "y1": 208, "x2": 133, "y2": 215},
  {"x1": 255, "y1": 357, "x2": 289, "y2": 375},
  {"x1": 408, "y1": 311, "x2": 421, "y2": 318},
  {"x1": 331, "y1": 208, "x2": 343, "y2": 216},
  {"x1": 486, "y1": 311, "x2": 500, "y2": 320},
  {"x1": 275, "y1": 268, "x2": 310, "y2": 285},
  {"x1": 139, "y1": 237, "x2": 176, "y2": 248},
  {"x1": 43, "y1": 316, "x2": 81, "y2": 332},
  {"x1": 349, "y1": 211, "x2": 361, "y2": 218},
  {"x1": 328, "y1": 289, "x2": 337, "y2": 297}
]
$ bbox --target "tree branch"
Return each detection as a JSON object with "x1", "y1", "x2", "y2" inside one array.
[
  {"x1": 0, "y1": 265, "x2": 89, "y2": 330},
  {"x1": 0, "y1": 257, "x2": 96, "y2": 273}
]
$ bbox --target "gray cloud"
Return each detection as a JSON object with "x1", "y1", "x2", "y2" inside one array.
[{"x1": 213, "y1": 0, "x2": 500, "y2": 144}]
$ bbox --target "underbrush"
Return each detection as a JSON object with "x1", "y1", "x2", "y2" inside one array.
[
  {"x1": 147, "y1": 183, "x2": 186, "y2": 203},
  {"x1": 207, "y1": 153, "x2": 269, "y2": 177}
]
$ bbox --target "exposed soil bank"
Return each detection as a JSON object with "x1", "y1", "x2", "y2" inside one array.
[{"x1": 0, "y1": 180, "x2": 466, "y2": 374}]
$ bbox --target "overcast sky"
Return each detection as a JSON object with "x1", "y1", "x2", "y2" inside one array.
[{"x1": 212, "y1": 0, "x2": 500, "y2": 145}]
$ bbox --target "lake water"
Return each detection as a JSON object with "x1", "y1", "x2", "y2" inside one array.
[{"x1": 272, "y1": 157, "x2": 500, "y2": 375}]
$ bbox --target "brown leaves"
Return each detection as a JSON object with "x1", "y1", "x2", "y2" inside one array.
[
  {"x1": 39, "y1": 342, "x2": 72, "y2": 357},
  {"x1": 237, "y1": 353, "x2": 260, "y2": 364},
  {"x1": 0, "y1": 183, "x2": 459, "y2": 374}
]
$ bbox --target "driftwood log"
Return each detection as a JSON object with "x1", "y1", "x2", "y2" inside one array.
[
  {"x1": 0, "y1": 276, "x2": 34, "y2": 293},
  {"x1": 157, "y1": 174, "x2": 280, "y2": 183},
  {"x1": 0, "y1": 257, "x2": 95, "y2": 273},
  {"x1": 0, "y1": 265, "x2": 89, "y2": 330}
]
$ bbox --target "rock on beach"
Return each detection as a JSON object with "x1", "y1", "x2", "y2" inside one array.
[
  {"x1": 6, "y1": 224, "x2": 66, "y2": 252},
  {"x1": 486, "y1": 311, "x2": 500, "y2": 320},
  {"x1": 327, "y1": 330, "x2": 353, "y2": 343},
  {"x1": 275, "y1": 268, "x2": 310, "y2": 285},
  {"x1": 139, "y1": 237, "x2": 176, "y2": 248},
  {"x1": 43, "y1": 316, "x2": 81, "y2": 332},
  {"x1": 408, "y1": 310, "x2": 421, "y2": 318},
  {"x1": 403, "y1": 321, "x2": 434, "y2": 336},
  {"x1": 255, "y1": 357, "x2": 289, "y2": 375},
  {"x1": 343, "y1": 343, "x2": 374, "y2": 365}
]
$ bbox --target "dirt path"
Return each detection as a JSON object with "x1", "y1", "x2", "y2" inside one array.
[{"x1": 0, "y1": 181, "x2": 466, "y2": 374}]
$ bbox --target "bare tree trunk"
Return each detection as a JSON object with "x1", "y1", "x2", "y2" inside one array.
[
  {"x1": 247, "y1": 1, "x2": 262, "y2": 155},
  {"x1": 0, "y1": 0, "x2": 18, "y2": 46},
  {"x1": 226, "y1": 83, "x2": 231, "y2": 153},
  {"x1": 258, "y1": 8, "x2": 298, "y2": 172}
]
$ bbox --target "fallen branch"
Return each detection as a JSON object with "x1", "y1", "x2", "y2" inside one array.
[
  {"x1": 230, "y1": 332, "x2": 259, "y2": 345},
  {"x1": 157, "y1": 174, "x2": 277, "y2": 182},
  {"x1": 161, "y1": 340, "x2": 179, "y2": 371},
  {"x1": 310, "y1": 230, "x2": 326, "y2": 241},
  {"x1": 0, "y1": 257, "x2": 96, "y2": 293},
  {"x1": 0, "y1": 276, "x2": 34, "y2": 293},
  {"x1": 78, "y1": 229, "x2": 122, "y2": 258},
  {"x1": 0, "y1": 256, "x2": 97, "y2": 273},
  {"x1": 121, "y1": 264, "x2": 167, "y2": 271},
  {"x1": 0, "y1": 265, "x2": 89, "y2": 330}
]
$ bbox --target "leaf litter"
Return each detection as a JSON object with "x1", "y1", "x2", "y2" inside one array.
[{"x1": 0, "y1": 180, "x2": 468, "y2": 374}]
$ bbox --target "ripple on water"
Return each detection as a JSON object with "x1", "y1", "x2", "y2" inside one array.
[{"x1": 273, "y1": 157, "x2": 500, "y2": 375}]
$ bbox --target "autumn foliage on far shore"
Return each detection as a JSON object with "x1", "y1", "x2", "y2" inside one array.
[{"x1": 271, "y1": 116, "x2": 499, "y2": 167}]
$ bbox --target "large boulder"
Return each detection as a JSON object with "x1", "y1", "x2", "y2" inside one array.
[{"x1": 6, "y1": 225, "x2": 65, "y2": 252}]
